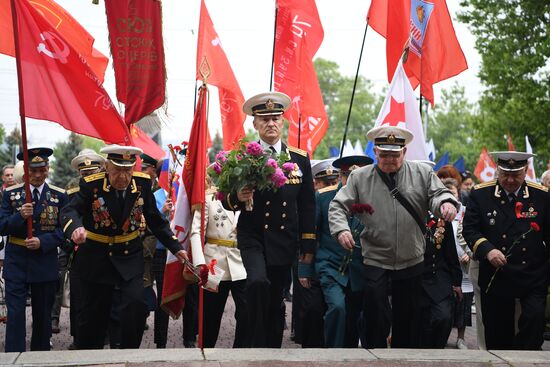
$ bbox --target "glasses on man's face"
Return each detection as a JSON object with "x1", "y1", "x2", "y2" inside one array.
[{"x1": 378, "y1": 152, "x2": 402, "y2": 159}]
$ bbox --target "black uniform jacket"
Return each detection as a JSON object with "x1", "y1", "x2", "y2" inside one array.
[
  {"x1": 223, "y1": 144, "x2": 316, "y2": 266},
  {"x1": 61, "y1": 171, "x2": 182, "y2": 284},
  {"x1": 422, "y1": 219, "x2": 462, "y2": 303},
  {"x1": 462, "y1": 180, "x2": 550, "y2": 296}
]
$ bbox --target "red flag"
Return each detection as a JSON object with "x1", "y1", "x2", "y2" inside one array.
[
  {"x1": 274, "y1": 0, "x2": 328, "y2": 155},
  {"x1": 474, "y1": 147, "x2": 497, "y2": 183},
  {"x1": 368, "y1": 0, "x2": 468, "y2": 105},
  {"x1": 196, "y1": 0, "x2": 245, "y2": 150},
  {"x1": 506, "y1": 132, "x2": 516, "y2": 151},
  {"x1": 0, "y1": 0, "x2": 109, "y2": 82},
  {"x1": 161, "y1": 86, "x2": 209, "y2": 318},
  {"x1": 129, "y1": 125, "x2": 164, "y2": 160},
  {"x1": 104, "y1": 0, "x2": 166, "y2": 125},
  {"x1": 11, "y1": 0, "x2": 130, "y2": 144}
]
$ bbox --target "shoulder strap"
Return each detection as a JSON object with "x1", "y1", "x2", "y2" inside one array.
[{"x1": 375, "y1": 167, "x2": 426, "y2": 235}]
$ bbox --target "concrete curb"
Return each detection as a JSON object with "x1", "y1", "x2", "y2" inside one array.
[{"x1": 4, "y1": 349, "x2": 550, "y2": 366}]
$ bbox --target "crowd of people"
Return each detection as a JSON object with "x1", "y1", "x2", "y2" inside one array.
[{"x1": 0, "y1": 91, "x2": 548, "y2": 352}]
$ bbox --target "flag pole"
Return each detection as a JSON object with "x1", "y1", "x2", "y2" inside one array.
[
  {"x1": 10, "y1": 0, "x2": 33, "y2": 238},
  {"x1": 297, "y1": 113, "x2": 302, "y2": 149},
  {"x1": 269, "y1": 2, "x2": 278, "y2": 91},
  {"x1": 339, "y1": 20, "x2": 369, "y2": 159}
]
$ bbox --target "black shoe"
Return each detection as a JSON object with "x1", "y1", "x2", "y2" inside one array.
[
  {"x1": 156, "y1": 344, "x2": 166, "y2": 349},
  {"x1": 183, "y1": 340, "x2": 196, "y2": 348},
  {"x1": 544, "y1": 330, "x2": 550, "y2": 341},
  {"x1": 68, "y1": 342, "x2": 77, "y2": 350},
  {"x1": 284, "y1": 290, "x2": 292, "y2": 302}
]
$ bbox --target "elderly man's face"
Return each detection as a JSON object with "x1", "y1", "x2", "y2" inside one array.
[
  {"x1": 253, "y1": 114, "x2": 284, "y2": 145},
  {"x1": 106, "y1": 161, "x2": 134, "y2": 190},
  {"x1": 375, "y1": 147, "x2": 406, "y2": 174},
  {"x1": 497, "y1": 166, "x2": 527, "y2": 194},
  {"x1": 542, "y1": 174, "x2": 550, "y2": 189},
  {"x1": 2, "y1": 168, "x2": 14, "y2": 187},
  {"x1": 79, "y1": 167, "x2": 101, "y2": 178},
  {"x1": 29, "y1": 166, "x2": 48, "y2": 187}
]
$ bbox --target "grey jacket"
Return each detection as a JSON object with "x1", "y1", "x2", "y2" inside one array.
[{"x1": 329, "y1": 160, "x2": 458, "y2": 270}]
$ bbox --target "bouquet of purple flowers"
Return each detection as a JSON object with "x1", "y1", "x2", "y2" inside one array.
[{"x1": 209, "y1": 140, "x2": 291, "y2": 210}]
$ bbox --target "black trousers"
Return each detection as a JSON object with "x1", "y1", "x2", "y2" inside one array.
[
  {"x1": 152, "y1": 249, "x2": 169, "y2": 347},
  {"x1": 69, "y1": 268, "x2": 82, "y2": 345},
  {"x1": 78, "y1": 276, "x2": 147, "y2": 349},
  {"x1": 361, "y1": 265, "x2": 423, "y2": 348},
  {"x1": 481, "y1": 289, "x2": 546, "y2": 350},
  {"x1": 203, "y1": 279, "x2": 247, "y2": 348},
  {"x1": 295, "y1": 276, "x2": 325, "y2": 348},
  {"x1": 241, "y1": 247, "x2": 288, "y2": 348},
  {"x1": 419, "y1": 293, "x2": 454, "y2": 348}
]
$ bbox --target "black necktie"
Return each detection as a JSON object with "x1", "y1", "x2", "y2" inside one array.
[
  {"x1": 32, "y1": 188, "x2": 40, "y2": 204},
  {"x1": 508, "y1": 193, "x2": 516, "y2": 203},
  {"x1": 117, "y1": 190, "x2": 125, "y2": 208},
  {"x1": 269, "y1": 146, "x2": 276, "y2": 155}
]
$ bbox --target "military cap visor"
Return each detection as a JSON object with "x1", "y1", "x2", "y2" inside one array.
[
  {"x1": 17, "y1": 147, "x2": 53, "y2": 168},
  {"x1": 491, "y1": 151, "x2": 534, "y2": 172},
  {"x1": 243, "y1": 92, "x2": 291, "y2": 116},
  {"x1": 140, "y1": 153, "x2": 158, "y2": 168},
  {"x1": 332, "y1": 155, "x2": 374, "y2": 172},
  {"x1": 312, "y1": 159, "x2": 339, "y2": 179},
  {"x1": 70, "y1": 152, "x2": 105, "y2": 171},
  {"x1": 101, "y1": 145, "x2": 143, "y2": 167}
]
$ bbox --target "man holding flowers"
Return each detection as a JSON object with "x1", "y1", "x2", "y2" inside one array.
[
  {"x1": 463, "y1": 151, "x2": 550, "y2": 350},
  {"x1": 220, "y1": 92, "x2": 316, "y2": 348}
]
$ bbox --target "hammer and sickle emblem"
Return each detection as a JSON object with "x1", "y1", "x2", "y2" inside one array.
[{"x1": 37, "y1": 31, "x2": 69, "y2": 64}]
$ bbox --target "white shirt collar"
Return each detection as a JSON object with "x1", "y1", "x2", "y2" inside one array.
[
  {"x1": 31, "y1": 183, "x2": 45, "y2": 196},
  {"x1": 259, "y1": 139, "x2": 282, "y2": 154}
]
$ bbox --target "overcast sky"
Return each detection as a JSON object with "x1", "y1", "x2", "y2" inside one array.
[{"x1": 0, "y1": 0, "x2": 481, "y2": 150}]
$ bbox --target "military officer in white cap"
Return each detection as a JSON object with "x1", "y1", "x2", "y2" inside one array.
[
  {"x1": 61, "y1": 144, "x2": 188, "y2": 349},
  {"x1": 329, "y1": 125, "x2": 458, "y2": 348},
  {"x1": 311, "y1": 159, "x2": 339, "y2": 191},
  {"x1": 463, "y1": 151, "x2": 550, "y2": 350},
  {"x1": 222, "y1": 92, "x2": 316, "y2": 348},
  {"x1": 70, "y1": 149, "x2": 105, "y2": 178}
]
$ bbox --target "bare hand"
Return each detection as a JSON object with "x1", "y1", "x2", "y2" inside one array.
[
  {"x1": 24, "y1": 237, "x2": 40, "y2": 250},
  {"x1": 236, "y1": 186, "x2": 254, "y2": 202},
  {"x1": 162, "y1": 199, "x2": 174, "y2": 215},
  {"x1": 459, "y1": 253, "x2": 470, "y2": 263},
  {"x1": 440, "y1": 202, "x2": 457, "y2": 222},
  {"x1": 71, "y1": 227, "x2": 87, "y2": 245},
  {"x1": 20, "y1": 203, "x2": 33, "y2": 219},
  {"x1": 487, "y1": 248, "x2": 507, "y2": 268},
  {"x1": 453, "y1": 286, "x2": 463, "y2": 301},
  {"x1": 175, "y1": 250, "x2": 189, "y2": 263},
  {"x1": 299, "y1": 277, "x2": 311, "y2": 289},
  {"x1": 337, "y1": 230, "x2": 355, "y2": 251}
]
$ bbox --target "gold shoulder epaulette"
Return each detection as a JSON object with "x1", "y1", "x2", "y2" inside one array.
[
  {"x1": 288, "y1": 146, "x2": 307, "y2": 157},
  {"x1": 527, "y1": 181, "x2": 549, "y2": 192},
  {"x1": 4, "y1": 183, "x2": 23, "y2": 192},
  {"x1": 133, "y1": 171, "x2": 151, "y2": 179},
  {"x1": 473, "y1": 180, "x2": 496, "y2": 190},
  {"x1": 66, "y1": 187, "x2": 80, "y2": 195},
  {"x1": 318, "y1": 184, "x2": 338, "y2": 194},
  {"x1": 84, "y1": 172, "x2": 105, "y2": 183},
  {"x1": 48, "y1": 184, "x2": 66, "y2": 193}
]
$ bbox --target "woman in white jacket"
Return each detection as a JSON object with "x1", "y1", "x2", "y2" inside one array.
[{"x1": 190, "y1": 187, "x2": 247, "y2": 347}]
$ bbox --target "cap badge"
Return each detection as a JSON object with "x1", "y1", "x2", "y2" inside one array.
[
  {"x1": 326, "y1": 168, "x2": 333, "y2": 175},
  {"x1": 84, "y1": 159, "x2": 92, "y2": 166},
  {"x1": 266, "y1": 99, "x2": 274, "y2": 110},
  {"x1": 387, "y1": 134, "x2": 396, "y2": 143},
  {"x1": 123, "y1": 153, "x2": 131, "y2": 160},
  {"x1": 31, "y1": 149, "x2": 40, "y2": 154},
  {"x1": 508, "y1": 159, "x2": 514, "y2": 165}
]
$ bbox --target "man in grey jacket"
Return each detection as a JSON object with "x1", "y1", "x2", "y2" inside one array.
[{"x1": 329, "y1": 125, "x2": 458, "y2": 348}]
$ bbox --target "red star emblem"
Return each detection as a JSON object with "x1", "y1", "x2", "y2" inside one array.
[{"x1": 382, "y1": 96, "x2": 405, "y2": 127}]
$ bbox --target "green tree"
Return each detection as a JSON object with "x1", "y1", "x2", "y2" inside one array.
[
  {"x1": 427, "y1": 84, "x2": 483, "y2": 171},
  {"x1": 50, "y1": 133, "x2": 83, "y2": 188},
  {"x1": 0, "y1": 128, "x2": 21, "y2": 168},
  {"x1": 81, "y1": 136, "x2": 105, "y2": 153},
  {"x1": 208, "y1": 131, "x2": 224, "y2": 163},
  {"x1": 313, "y1": 58, "x2": 383, "y2": 159},
  {"x1": 458, "y1": 0, "x2": 550, "y2": 173}
]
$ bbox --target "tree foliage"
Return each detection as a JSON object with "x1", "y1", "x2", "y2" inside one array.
[
  {"x1": 313, "y1": 58, "x2": 383, "y2": 159},
  {"x1": 50, "y1": 133, "x2": 83, "y2": 188},
  {"x1": 0, "y1": 128, "x2": 21, "y2": 169},
  {"x1": 458, "y1": 0, "x2": 550, "y2": 172}
]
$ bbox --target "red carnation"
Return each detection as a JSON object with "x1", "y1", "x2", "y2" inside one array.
[
  {"x1": 427, "y1": 219, "x2": 437, "y2": 229},
  {"x1": 530, "y1": 222, "x2": 541, "y2": 232},
  {"x1": 515, "y1": 201, "x2": 523, "y2": 219},
  {"x1": 351, "y1": 203, "x2": 374, "y2": 215}
]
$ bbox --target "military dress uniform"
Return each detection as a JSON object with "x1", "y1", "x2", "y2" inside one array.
[
  {"x1": 419, "y1": 217, "x2": 462, "y2": 348},
  {"x1": 0, "y1": 179, "x2": 67, "y2": 352},
  {"x1": 61, "y1": 168, "x2": 183, "y2": 349},
  {"x1": 223, "y1": 143, "x2": 316, "y2": 348},
  {"x1": 463, "y1": 179, "x2": 550, "y2": 350}
]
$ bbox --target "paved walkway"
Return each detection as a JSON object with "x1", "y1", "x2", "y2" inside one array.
[{"x1": 1, "y1": 296, "x2": 550, "y2": 366}]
